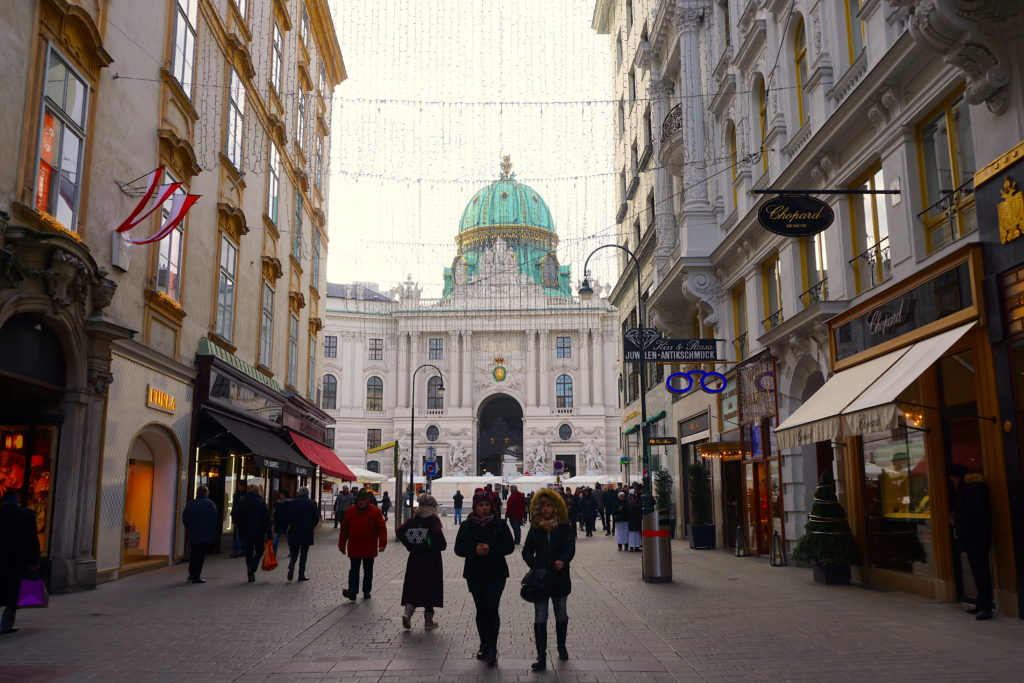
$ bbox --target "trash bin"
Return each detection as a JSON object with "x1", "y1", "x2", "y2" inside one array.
[{"x1": 641, "y1": 510, "x2": 672, "y2": 583}]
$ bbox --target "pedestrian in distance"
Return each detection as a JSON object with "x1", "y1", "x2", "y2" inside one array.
[
  {"x1": 949, "y1": 463, "x2": 994, "y2": 620},
  {"x1": 454, "y1": 491, "x2": 515, "y2": 667},
  {"x1": 485, "y1": 483, "x2": 502, "y2": 516},
  {"x1": 522, "y1": 488, "x2": 576, "y2": 671},
  {"x1": 627, "y1": 487, "x2": 643, "y2": 552},
  {"x1": 397, "y1": 494, "x2": 447, "y2": 631},
  {"x1": 271, "y1": 489, "x2": 290, "y2": 554},
  {"x1": 593, "y1": 484, "x2": 606, "y2": 534},
  {"x1": 181, "y1": 485, "x2": 219, "y2": 584},
  {"x1": 285, "y1": 486, "x2": 319, "y2": 582},
  {"x1": 0, "y1": 490, "x2": 41, "y2": 635},
  {"x1": 563, "y1": 489, "x2": 579, "y2": 536},
  {"x1": 506, "y1": 485, "x2": 527, "y2": 545},
  {"x1": 380, "y1": 491, "x2": 392, "y2": 521},
  {"x1": 613, "y1": 491, "x2": 629, "y2": 551},
  {"x1": 235, "y1": 484, "x2": 271, "y2": 582},
  {"x1": 229, "y1": 479, "x2": 247, "y2": 557},
  {"x1": 578, "y1": 488, "x2": 598, "y2": 537},
  {"x1": 365, "y1": 487, "x2": 379, "y2": 507},
  {"x1": 452, "y1": 489, "x2": 464, "y2": 526},
  {"x1": 525, "y1": 491, "x2": 533, "y2": 524},
  {"x1": 333, "y1": 485, "x2": 354, "y2": 529},
  {"x1": 338, "y1": 490, "x2": 387, "y2": 600}
]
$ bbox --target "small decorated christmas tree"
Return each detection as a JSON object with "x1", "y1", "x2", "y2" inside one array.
[{"x1": 792, "y1": 470, "x2": 860, "y2": 567}]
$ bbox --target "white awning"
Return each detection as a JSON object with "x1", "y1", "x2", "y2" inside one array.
[
  {"x1": 561, "y1": 474, "x2": 617, "y2": 485},
  {"x1": 345, "y1": 466, "x2": 388, "y2": 483},
  {"x1": 775, "y1": 321, "x2": 975, "y2": 449},
  {"x1": 775, "y1": 348, "x2": 909, "y2": 449}
]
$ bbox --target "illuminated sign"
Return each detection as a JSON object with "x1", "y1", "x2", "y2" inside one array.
[
  {"x1": 147, "y1": 386, "x2": 177, "y2": 413},
  {"x1": 648, "y1": 437, "x2": 677, "y2": 445}
]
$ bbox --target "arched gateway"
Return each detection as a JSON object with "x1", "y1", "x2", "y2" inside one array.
[{"x1": 476, "y1": 394, "x2": 523, "y2": 476}]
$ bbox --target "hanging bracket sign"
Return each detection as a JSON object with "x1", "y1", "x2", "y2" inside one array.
[
  {"x1": 623, "y1": 328, "x2": 720, "y2": 362},
  {"x1": 757, "y1": 194, "x2": 834, "y2": 237}
]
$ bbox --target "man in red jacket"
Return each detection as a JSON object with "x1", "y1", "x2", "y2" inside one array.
[
  {"x1": 338, "y1": 490, "x2": 387, "y2": 601},
  {"x1": 505, "y1": 485, "x2": 527, "y2": 545}
]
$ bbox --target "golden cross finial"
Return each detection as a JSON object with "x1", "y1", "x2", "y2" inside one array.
[{"x1": 500, "y1": 154, "x2": 512, "y2": 179}]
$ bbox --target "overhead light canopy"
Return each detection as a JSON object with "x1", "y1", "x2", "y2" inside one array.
[{"x1": 696, "y1": 442, "x2": 745, "y2": 460}]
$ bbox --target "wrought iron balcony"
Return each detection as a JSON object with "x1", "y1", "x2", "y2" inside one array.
[
  {"x1": 800, "y1": 278, "x2": 829, "y2": 307},
  {"x1": 733, "y1": 333, "x2": 748, "y2": 360},
  {"x1": 849, "y1": 237, "x2": 891, "y2": 290},
  {"x1": 921, "y1": 177, "x2": 977, "y2": 252},
  {"x1": 661, "y1": 103, "x2": 682, "y2": 144},
  {"x1": 762, "y1": 309, "x2": 784, "y2": 332}
]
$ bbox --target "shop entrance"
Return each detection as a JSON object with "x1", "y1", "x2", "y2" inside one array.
[
  {"x1": 121, "y1": 428, "x2": 179, "y2": 566},
  {"x1": 721, "y1": 459, "x2": 742, "y2": 550},
  {"x1": 745, "y1": 460, "x2": 771, "y2": 555}
]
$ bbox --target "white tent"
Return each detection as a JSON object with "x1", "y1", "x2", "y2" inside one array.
[
  {"x1": 561, "y1": 474, "x2": 617, "y2": 486},
  {"x1": 386, "y1": 475, "x2": 428, "y2": 484},
  {"x1": 507, "y1": 475, "x2": 557, "y2": 492},
  {"x1": 429, "y1": 475, "x2": 501, "y2": 514},
  {"x1": 430, "y1": 475, "x2": 501, "y2": 485},
  {"x1": 346, "y1": 466, "x2": 387, "y2": 483}
]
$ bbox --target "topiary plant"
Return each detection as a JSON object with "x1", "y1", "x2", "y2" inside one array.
[
  {"x1": 686, "y1": 463, "x2": 713, "y2": 526},
  {"x1": 792, "y1": 470, "x2": 861, "y2": 566},
  {"x1": 654, "y1": 469, "x2": 673, "y2": 513}
]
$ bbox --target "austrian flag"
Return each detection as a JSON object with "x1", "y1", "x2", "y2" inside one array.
[{"x1": 114, "y1": 166, "x2": 200, "y2": 244}]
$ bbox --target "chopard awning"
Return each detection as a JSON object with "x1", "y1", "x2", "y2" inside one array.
[
  {"x1": 775, "y1": 322, "x2": 975, "y2": 449},
  {"x1": 206, "y1": 411, "x2": 315, "y2": 476},
  {"x1": 288, "y1": 430, "x2": 356, "y2": 481}
]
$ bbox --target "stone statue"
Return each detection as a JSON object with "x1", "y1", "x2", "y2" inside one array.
[
  {"x1": 583, "y1": 439, "x2": 604, "y2": 474},
  {"x1": 398, "y1": 439, "x2": 411, "y2": 471},
  {"x1": 526, "y1": 443, "x2": 549, "y2": 474},
  {"x1": 448, "y1": 440, "x2": 470, "y2": 475}
]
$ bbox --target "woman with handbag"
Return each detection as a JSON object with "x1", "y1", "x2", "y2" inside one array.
[
  {"x1": 521, "y1": 488, "x2": 576, "y2": 671},
  {"x1": 396, "y1": 495, "x2": 447, "y2": 630},
  {"x1": 612, "y1": 491, "x2": 630, "y2": 551},
  {"x1": 454, "y1": 491, "x2": 515, "y2": 667}
]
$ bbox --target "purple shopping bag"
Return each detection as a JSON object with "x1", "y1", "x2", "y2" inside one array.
[{"x1": 17, "y1": 578, "x2": 48, "y2": 608}]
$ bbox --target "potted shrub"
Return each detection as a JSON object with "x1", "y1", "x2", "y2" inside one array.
[
  {"x1": 791, "y1": 470, "x2": 861, "y2": 584},
  {"x1": 654, "y1": 469, "x2": 676, "y2": 537},
  {"x1": 686, "y1": 463, "x2": 715, "y2": 549}
]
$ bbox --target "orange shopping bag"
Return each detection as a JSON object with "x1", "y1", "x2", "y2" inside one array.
[{"x1": 262, "y1": 539, "x2": 278, "y2": 571}]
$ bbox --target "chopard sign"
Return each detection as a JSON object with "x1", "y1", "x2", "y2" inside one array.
[
  {"x1": 865, "y1": 299, "x2": 915, "y2": 336},
  {"x1": 757, "y1": 195, "x2": 834, "y2": 237}
]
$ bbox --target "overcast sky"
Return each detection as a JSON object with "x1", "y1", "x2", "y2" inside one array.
[{"x1": 326, "y1": 0, "x2": 618, "y2": 298}]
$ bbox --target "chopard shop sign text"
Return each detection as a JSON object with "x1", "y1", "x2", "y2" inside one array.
[{"x1": 757, "y1": 195, "x2": 834, "y2": 237}]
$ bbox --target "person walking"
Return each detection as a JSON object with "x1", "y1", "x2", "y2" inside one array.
[
  {"x1": 505, "y1": 485, "x2": 527, "y2": 545},
  {"x1": 333, "y1": 486, "x2": 354, "y2": 529},
  {"x1": 454, "y1": 491, "x2": 515, "y2": 667},
  {"x1": 380, "y1": 491, "x2": 392, "y2": 521},
  {"x1": 627, "y1": 487, "x2": 643, "y2": 552},
  {"x1": 229, "y1": 480, "x2": 247, "y2": 557},
  {"x1": 564, "y1": 489, "x2": 579, "y2": 536},
  {"x1": 397, "y1": 494, "x2": 447, "y2": 630},
  {"x1": 338, "y1": 490, "x2": 387, "y2": 600},
  {"x1": 181, "y1": 485, "x2": 219, "y2": 583},
  {"x1": 235, "y1": 484, "x2": 271, "y2": 582},
  {"x1": 271, "y1": 489, "x2": 290, "y2": 554},
  {"x1": 285, "y1": 486, "x2": 319, "y2": 582},
  {"x1": 485, "y1": 483, "x2": 502, "y2": 516},
  {"x1": 593, "y1": 484, "x2": 606, "y2": 534},
  {"x1": 452, "y1": 489, "x2": 464, "y2": 526},
  {"x1": 578, "y1": 488, "x2": 598, "y2": 537},
  {"x1": 613, "y1": 491, "x2": 629, "y2": 551},
  {"x1": 522, "y1": 488, "x2": 576, "y2": 671},
  {"x1": 949, "y1": 463, "x2": 994, "y2": 620},
  {"x1": 0, "y1": 490, "x2": 40, "y2": 634}
]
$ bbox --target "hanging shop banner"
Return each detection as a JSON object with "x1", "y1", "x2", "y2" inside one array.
[
  {"x1": 623, "y1": 328, "x2": 719, "y2": 362},
  {"x1": 737, "y1": 351, "x2": 776, "y2": 425},
  {"x1": 757, "y1": 195, "x2": 834, "y2": 237}
]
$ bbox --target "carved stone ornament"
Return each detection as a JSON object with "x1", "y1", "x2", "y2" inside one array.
[
  {"x1": 91, "y1": 274, "x2": 116, "y2": 315},
  {"x1": 87, "y1": 367, "x2": 114, "y2": 396},
  {"x1": 681, "y1": 268, "x2": 725, "y2": 325},
  {"x1": 673, "y1": 5, "x2": 705, "y2": 32},
  {"x1": 998, "y1": 177, "x2": 1024, "y2": 243},
  {"x1": 45, "y1": 250, "x2": 90, "y2": 308}
]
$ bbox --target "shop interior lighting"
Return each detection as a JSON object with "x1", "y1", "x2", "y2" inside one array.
[{"x1": 696, "y1": 442, "x2": 745, "y2": 460}]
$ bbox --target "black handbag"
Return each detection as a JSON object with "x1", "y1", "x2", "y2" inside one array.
[{"x1": 520, "y1": 567, "x2": 552, "y2": 602}]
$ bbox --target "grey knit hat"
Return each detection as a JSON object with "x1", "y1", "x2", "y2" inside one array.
[{"x1": 417, "y1": 494, "x2": 438, "y2": 509}]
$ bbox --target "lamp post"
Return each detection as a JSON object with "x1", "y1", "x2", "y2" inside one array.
[
  {"x1": 409, "y1": 363, "x2": 444, "y2": 520},
  {"x1": 580, "y1": 244, "x2": 670, "y2": 582}
]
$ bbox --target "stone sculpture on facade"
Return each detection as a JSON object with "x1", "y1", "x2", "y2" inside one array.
[
  {"x1": 526, "y1": 442, "x2": 550, "y2": 474},
  {"x1": 448, "y1": 440, "x2": 470, "y2": 475},
  {"x1": 583, "y1": 439, "x2": 604, "y2": 474}
]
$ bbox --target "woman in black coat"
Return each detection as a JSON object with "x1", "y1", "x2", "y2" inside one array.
[
  {"x1": 397, "y1": 494, "x2": 447, "y2": 630},
  {"x1": 578, "y1": 489, "x2": 598, "y2": 537},
  {"x1": 454, "y1": 491, "x2": 515, "y2": 667},
  {"x1": 0, "y1": 490, "x2": 40, "y2": 634},
  {"x1": 521, "y1": 489, "x2": 576, "y2": 671},
  {"x1": 627, "y1": 487, "x2": 644, "y2": 552},
  {"x1": 380, "y1": 491, "x2": 392, "y2": 521},
  {"x1": 612, "y1": 491, "x2": 630, "y2": 551}
]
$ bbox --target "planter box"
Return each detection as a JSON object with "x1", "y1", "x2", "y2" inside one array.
[
  {"x1": 812, "y1": 562, "x2": 851, "y2": 585},
  {"x1": 689, "y1": 524, "x2": 716, "y2": 549}
]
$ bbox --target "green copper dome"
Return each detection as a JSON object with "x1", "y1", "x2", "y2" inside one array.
[{"x1": 458, "y1": 158, "x2": 554, "y2": 233}]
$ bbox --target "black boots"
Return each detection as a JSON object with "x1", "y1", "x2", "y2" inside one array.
[
  {"x1": 486, "y1": 618, "x2": 500, "y2": 666},
  {"x1": 617, "y1": 544, "x2": 623, "y2": 551},
  {"x1": 555, "y1": 621, "x2": 569, "y2": 661},
  {"x1": 531, "y1": 623, "x2": 547, "y2": 671},
  {"x1": 475, "y1": 616, "x2": 499, "y2": 665},
  {"x1": 475, "y1": 614, "x2": 488, "y2": 660}
]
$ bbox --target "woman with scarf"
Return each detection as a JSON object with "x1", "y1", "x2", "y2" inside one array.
[
  {"x1": 521, "y1": 488, "x2": 575, "y2": 671},
  {"x1": 627, "y1": 486, "x2": 644, "y2": 552},
  {"x1": 454, "y1": 490, "x2": 515, "y2": 667},
  {"x1": 396, "y1": 494, "x2": 447, "y2": 631},
  {"x1": 612, "y1": 491, "x2": 630, "y2": 551}
]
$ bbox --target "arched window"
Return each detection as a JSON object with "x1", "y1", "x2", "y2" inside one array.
[
  {"x1": 756, "y1": 76, "x2": 768, "y2": 171},
  {"x1": 322, "y1": 374, "x2": 337, "y2": 410},
  {"x1": 427, "y1": 376, "x2": 444, "y2": 410},
  {"x1": 366, "y1": 376, "x2": 383, "y2": 411},
  {"x1": 555, "y1": 374, "x2": 574, "y2": 409},
  {"x1": 793, "y1": 18, "x2": 809, "y2": 125},
  {"x1": 727, "y1": 121, "x2": 738, "y2": 210}
]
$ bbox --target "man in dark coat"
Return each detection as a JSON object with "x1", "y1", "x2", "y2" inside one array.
[
  {"x1": 235, "y1": 485, "x2": 271, "y2": 582},
  {"x1": 229, "y1": 480, "x2": 247, "y2": 556},
  {"x1": 505, "y1": 486, "x2": 527, "y2": 545},
  {"x1": 285, "y1": 486, "x2": 320, "y2": 582},
  {"x1": 181, "y1": 485, "x2": 220, "y2": 584},
  {"x1": 949, "y1": 463, "x2": 994, "y2": 620},
  {"x1": 578, "y1": 488, "x2": 598, "y2": 537},
  {"x1": 0, "y1": 490, "x2": 40, "y2": 634},
  {"x1": 593, "y1": 484, "x2": 607, "y2": 534},
  {"x1": 333, "y1": 486, "x2": 354, "y2": 528},
  {"x1": 452, "y1": 490, "x2": 464, "y2": 526}
]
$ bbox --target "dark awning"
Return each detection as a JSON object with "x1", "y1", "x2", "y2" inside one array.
[{"x1": 205, "y1": 411, "x2": 314, "y2": 476}]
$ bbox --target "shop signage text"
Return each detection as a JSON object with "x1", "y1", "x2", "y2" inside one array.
[
  {"x1": 757, "y1": 195, "x2": 834, "y2": 237},
  {"x1": 1000, "y1": 267, "x2": 1024, "y2": 338},
  {"x1": 866, "y1": 299, "x2": 915, "y2": 337},
  {"x1": 648, "y1": 437, "x2": 677, "y2": 445},
  {"x1": 680, "y1": 411, "x2": 711, "y2": 437},
  {"x1": 146, "y1": 386, "x2": 176, "y2": 413},
  {"x1": 623, "y1": 328, "x2": 719, "y2": 362}
]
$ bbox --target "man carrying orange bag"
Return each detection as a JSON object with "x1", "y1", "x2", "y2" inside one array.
[
  {"x1": 234, "y1": 484, "x2": 271, "y2": 583},
  {"x1": 262, "y1": 539, "x2": 278, "y2": 571},
  {"x1": 338, "y1": 490, "x2": 387, "y2": 601}
]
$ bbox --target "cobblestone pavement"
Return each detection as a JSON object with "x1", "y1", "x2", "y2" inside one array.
[{"x1": 2, "y1": 521, "x2": 1023, "y2": 682}]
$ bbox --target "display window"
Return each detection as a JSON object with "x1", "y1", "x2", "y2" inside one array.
[
  {"x1": 123, "y1": 459, "x2": 154, "y2": 562},
  {"x1": 0, "y1": 426, "x2": 56, "y2": 553}
]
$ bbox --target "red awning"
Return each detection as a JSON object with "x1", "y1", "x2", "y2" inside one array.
[{"x1": 288, "y1": 430, "x2": 356, "y2": 481}]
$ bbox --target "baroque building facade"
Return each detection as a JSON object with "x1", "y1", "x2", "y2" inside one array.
[
  {"x1": 595, "y1": 0, "x2": 1024, "y2": 616},
  {"x1": 0, "y1": 0, "x2": 344, "y2": 589},
  {"x1": 323, "y1": 163, "x2": 621, "y2": 493}
]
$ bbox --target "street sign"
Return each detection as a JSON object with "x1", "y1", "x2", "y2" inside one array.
[
  {"x1": 648, "y1": 437, "x2": 677, "y2": 446},
  {"x1": 553, "y1": 460, "x2": 564, "y2": 472},
  {"x1": 425, "y1": 446, "x2": 436, "y2": 463},
  {"x1": 622, "y1": 328, "x2": 720, "y2": 363},
  {"x1": 424, "y1": 461, "x2": 438, "y2": 477}
]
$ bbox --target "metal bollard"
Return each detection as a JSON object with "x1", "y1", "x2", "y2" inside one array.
[{"x1": 641, "y1": 510, "x2": 672, "y2": 583}]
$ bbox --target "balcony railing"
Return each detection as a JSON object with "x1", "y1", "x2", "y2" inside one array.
[
  {"x1": 921, "y1": 177, "x2": 977, "y2": 252},
  {"x1": 762, "y1": 309, "x2": 784, "y2": 332},
  {"x1": 800, "y1": 278, "x2": 829, "y2": 307},
  {"x1": 661, "y1": 103, "x2": 682, "y2": 144},
  {"x1": 849, "y1": 236, "x2": 891, "y2": 290},
  {"x1": 733, "y1": 333, "x2": 748, "y2": 360},
  {"x1": 551, "y1": 407, "x2": 577, "y2": 415}
]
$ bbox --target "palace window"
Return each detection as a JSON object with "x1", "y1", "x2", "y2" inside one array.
[
  {"x1": 761, "y1": 254, "x2": 783, "y2": 331},
  {"x1": 919, "y1": 92, "x2": 976, "y2": 252},
  {"x1": 35, "y1": 49, "x2": 87, "y2": 231},
  {"x1": 849, "y1": 165, "x2": 891, "y2": 292},
  {"x1": 727, "y1": 121, "x2": 739, "y2": 210},
  {"x1": 215, "y1": 236, "x2": 238, "y2": 341},
  {"x1": 287, "y1": 314, "x2": 299, "y2": 387},
  {"x1": 368, "y1": 337, "x2": 383, "y2": 360},
  {"x1": 156, "y1": 172, "x2": 185, "y2": 301},
  {"x1": 259, "y1": 282, "x2": 274, "y2": 367},
  {"x1": 322, "y1": 374, "x2": 337, "y2": 410},
  {"x1": 367, "y1": 429, "x2": 382, "y2": 450},
  {"x1": 756, "y1": 76, "x2": 768, "y2": 171},
  {"x1": 171, "y1": 0, "x2": 197, "y2": 98},
  {"x1": 794, "y1": 17, "x2": 810, "y2": 126},
  {"x1": 556, "y1": 374, "x2": 574, "y2": 409},
  {"x1": 226, "y1": 67, "x2": 245, "y2": 170},
  {"x1": 426, "y1": 425, "x2": 439, "y2": 442},
  {"x1": 311, "y1": 231, "x2": 320, "y2": 290},
  {"x1": 271, "y1": 21, "x2": 283, "y2": 93},
  {"x1": 292, "y1": 189, "x2": 304, "y2": 259},
  {"x1": 556, "y1": 336, "x2": 571, "y2": 358},
  {"x1": 427, "y1": 376, "x2": 444, "y2": 410},
  {"x1": 315, "y1": 135, "x2": 324, "y2": 188},
  {"x1": 267, "y1": 143, "x2": 280, "y2": 224},
  {"x1": 296, "y1": 91, "x2": 306, "y2": 149},
  {"x1": 300, "y1": 6, "x2": 310, "y2": 47},
  {"x1": 324, "y1": 335, "x2": 337, "y2": 358},
  {"x1": 366, "y1": 376, "x2": 383, "y2": 411},
  {"x1": 325, "y1": 428, "x2": 334, "y2": 449},
  {"x1": 801, "y1": 232, "x2": 829, "y2": 306},
  {"x1": 845, "y1": 0, "x2": 865, "y2": 64},
  {"x1": 428, "y1": 337, "x2": 444, "y2": 360},
  {"x1": 732, "y1": 284, "x2": 748, "y2": 360},
  {"x1": 307, "y1": 336, "x2": 316, "y2": 401}
]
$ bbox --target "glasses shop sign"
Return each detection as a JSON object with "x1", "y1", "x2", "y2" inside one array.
[{"x1": 757, "y1": 195, "x2": 834, "y2": 237}]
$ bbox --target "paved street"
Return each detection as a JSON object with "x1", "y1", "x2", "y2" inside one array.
[{"x1": 2, "y1": 522, "x2": 1023, "y2": 682}]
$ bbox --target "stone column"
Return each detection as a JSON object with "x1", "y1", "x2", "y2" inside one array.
[
  {"x1": 594, "y1": 329, "x2": 606, "y2": 407},
  {"x1": 454, "y1": 331, "x2": 463, "y2": 409},
  {"x1": 408, "y1": 332, "x2": 420, "y2": 409},
  {"x1": 540, "y1": 330, "x2": 551, "y2": 409},
  {"x1": 581, "y1": 329, "x2": 592, "y2": 408},
  {"x1": 650, "y1": 77, "x2": 678, "y2": 272},
  {"x1": 462, "y1": 331, "x2": 473, "y2": 409},
  {"x1": 525, "y1": 329, "x2": 537, "y2": 408},
  {"x1": 397, "y1": 332, "x2": 408, "y2": 407}
]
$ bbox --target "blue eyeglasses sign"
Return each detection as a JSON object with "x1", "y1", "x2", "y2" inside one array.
[{"x1": 665, "y1": 369, "x2": 728, "y2": 395}]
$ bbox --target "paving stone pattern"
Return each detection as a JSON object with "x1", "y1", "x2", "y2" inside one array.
[{"x1": 1, "y1": 522, "x2": 1023, "y2": 682}]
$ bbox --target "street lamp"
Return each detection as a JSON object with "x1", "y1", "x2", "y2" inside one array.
[
  {"x1": 409, "y1": 363, "x2": 444, "y2": 520},
  {"x1": 580, "y1": 244, "x2": 669, "y2": 582}
]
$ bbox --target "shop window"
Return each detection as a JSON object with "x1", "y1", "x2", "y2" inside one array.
[
  {"x1": 556, "y1": 374, "x2": 573, "y2": 409},
  {"x1": 35, "y1": 48, "x2": 87, "y2": 232},
  {"x1": 368, "y1": 337, "x2": 383, "y2": 360},
  {"x1": 322, "y1": 374, "x2": 337, "y2": 410},
  {"x1": 427, "y1": 376, "x2": 444, "y2": 410},
  {"x1": 428, "y1": 337, "x2": 443, "y2": 360},
  {"x1": 156, "y1": 172, "x2": 185, "y2": 301},
  {"x1": 761, "y1": 254, "x2": 783, "y2": 331},
  {"x1": 271, "y1": 21, "x2": 283, "y2": 93},
  {"x1": 367, "y1": 428, "x2": 382, "y2": 450},
  {"x1": 215, "y1": 236, "x2": 238, "y2": 341},
  {"x1": 845, "y1": 0, "x2": 865, "y2": 64},
  {"x1": 366, "y1": 376, "x2": 383, "y2": 411},
  {"x1": 849, "y1": 165, "x2": 891, "y2": 292},
  {"x1": 732, "y1": 284, "x2": 748, "y2": 360},
  {"x1": 800, "y1": 232, "x2": 828, "y2": 306},
  {"x1": 226, "y1": 67, "x2": 245, "y2": 170},
  {"x1": 267, "y1": 142, "x2": 280, "y2": 224},
  {"x1": 171, "y1": 0, "x2": 197, "y2": 98},
  {"x1": 0, "y1": 426, "x2": 57, "y2": 554},
  {"x1": 919, "y1": 93, "x2": 976, "y2": 252},
  {"x1": 324, "y1": 335, "x2": 337, "y2": 358},
  {"x1": 793, "y1": 17, "x2": 810, "y2": 126},
  {"x1": 556, "y1": 336, "x2": 571, "y2": 358},
  {"x1": 259, "y1": 282, "x2": 274, "y2": 367}
]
